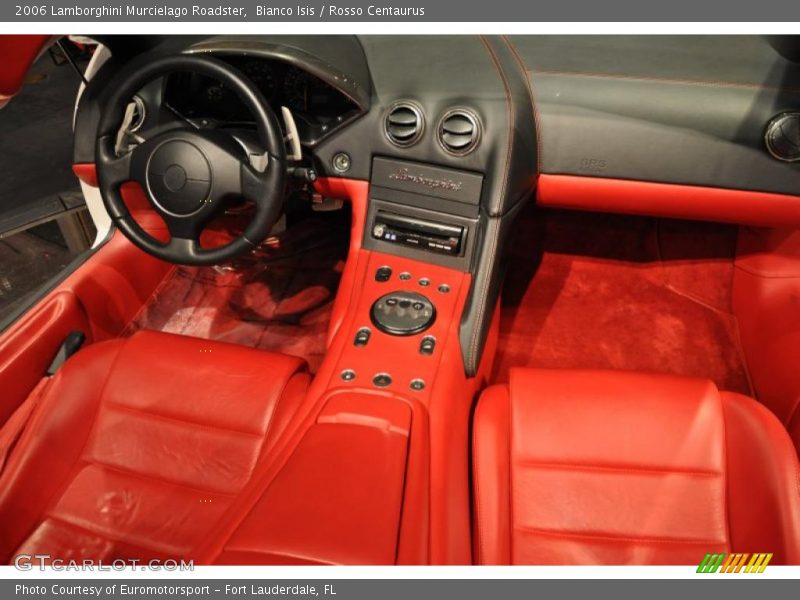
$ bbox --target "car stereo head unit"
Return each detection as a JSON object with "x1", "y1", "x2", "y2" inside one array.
[{"x1": 371, "y1": 212, "x2": 465, "y2": 256}]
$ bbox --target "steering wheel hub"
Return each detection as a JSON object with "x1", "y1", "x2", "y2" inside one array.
[
  {"x1": 164, "y1": 165, "x2": 187, "y2": 192},
  {"x1": 146, "y1": 140, "x2": 211, "y2": 216}
]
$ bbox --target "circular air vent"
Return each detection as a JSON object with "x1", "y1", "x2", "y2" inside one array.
[
  {"x1": 438, "y1": 109, "x2": 481, "y2": 156},
  {"x1": 384, "y1": 102, "x2": 424, "y2": 147},
  {"x1": 765, "y1": 112, "x2": 800, "y2": 162}
]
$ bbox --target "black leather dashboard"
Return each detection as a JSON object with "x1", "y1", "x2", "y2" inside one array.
[
  {"x1": 507, "y1": 35, "x2": 800, "y2": 195},
  {"x1": 72, "y1": 34, "x2": 800, "y2": 376}
]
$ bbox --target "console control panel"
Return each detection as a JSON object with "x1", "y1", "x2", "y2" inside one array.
[{"x1": 370, "y1": 291, "x2": 436, "y2": 336}]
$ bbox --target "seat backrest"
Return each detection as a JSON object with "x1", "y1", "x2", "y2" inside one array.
[
  {"x1": 473, "y1": 368, "x2": 800, "y2": 565},
  {"x1": 0, "y1": 331, "x2": 308, "y2": 563}
]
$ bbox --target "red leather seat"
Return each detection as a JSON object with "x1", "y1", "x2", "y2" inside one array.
[
  {"x1": 473, "y1": 368, "x2": 800, "y2": 565},
  {"x1": 0, "y1": 330, "x2": 309, "y2": 564}
]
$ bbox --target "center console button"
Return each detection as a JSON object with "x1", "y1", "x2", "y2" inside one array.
[
  {"x1": 375, "y1": 266, "x2": 392, "y2": 282},
  {"x1": 420, "y1": 336, "x2": 436, "y2": 355},
  {"x1": 372, "y1": 373, "x2": 392, "y2": 387},
  {"x1": 354, "y1": 327, "x2": 371, "y2": 347},
  {"x1": 410, "y1": 379, "x2": 426, "y2": 391}
]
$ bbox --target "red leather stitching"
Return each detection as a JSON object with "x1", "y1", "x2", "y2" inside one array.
[
  {"x1": 502, "y1": 36, "x2": 542, "y2": 174},
  {"x1": 48, "y1": 511, "x2": 186, "y2": 557},
  {"x1": 467, "y1": 37, "x2": 514, "y2": 373},
  {"x1": 530, "y1": 68, "x2": 800, "y2": 93},
  {"x1": 43, "y1": 515, "x2": 167, "y2": 558},
  {"x1": 85, "y1": 459, "x2": 237, "y2": 498},
  {"x1": 513, "y1": 460, "x2": 723, "y2": 478},
  {"x1": 514, "y1": 525, "x2": 726, "y2": 546},
  {"x1": 102, "y1": 401, "x2": 263, "y2": 438}
]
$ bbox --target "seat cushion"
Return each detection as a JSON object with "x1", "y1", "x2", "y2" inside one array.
[
  {"x1": 0, "y1": 330, "x2": 309, "y2": 563},
  {"x1": 473, "y1": 368, "x2": 800, "y2": 565}
]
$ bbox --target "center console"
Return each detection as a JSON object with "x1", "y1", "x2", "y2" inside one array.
[
  {"x1": 363, "y1": 157, "x2": 483, "y2": 272},
  {"x1": 215, "y1": 162, "x2": 492, "y2": 565},
  {"x1": 321, "y1": 157, "x2": 486, "y2": 393}
]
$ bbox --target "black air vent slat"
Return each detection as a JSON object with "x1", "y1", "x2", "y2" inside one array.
[
  {"x1": 385, "y1": 103, "x2": 423, "y2": 147},
  {"x1": 442, "y1": 133, "x2": 473, "y2": 149},
  {"x1": 388, "y1": 110, "x2": 418, "y2": 126},
  {"x1": 442, "y1": 117, "x2": 474, "y2": 136},
  {"x1": 390, "y1": 126, "x2": 419, "y2": 139},
  {"x1": 439, "y1": 109, "x2": 480, "y2": 155}
]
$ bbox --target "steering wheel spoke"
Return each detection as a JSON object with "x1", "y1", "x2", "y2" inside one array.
[
  {"x1": 241, "y1": 162, "x2": 268, "y2": 205},
  {"x1": 161, "y1": 213, "x2": 200, "y2": 242},
  {"x1": 96, "y1": 132, "x2": 134, "y2": 185},
  {"x1": 103, "y1": 151, "x2": 134, "y2": 187},
  {"x1": 164, "y1": 236, "x2": 199, "y2": 260},
  {"x1": 242, "y1": 153, "x2": 287, "y2": 200}
]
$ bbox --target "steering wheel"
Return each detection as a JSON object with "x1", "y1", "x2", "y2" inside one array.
[{"x1": 96, "y1": 54, "x2": 286, "y2": 265}]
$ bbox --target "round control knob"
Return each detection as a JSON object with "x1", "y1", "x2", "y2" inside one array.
[
  {"x1": 370, "y1": 291, "x2": 435, "y2": 336},
  {"x1": 765, "y1": 113, "x2": 800, "y2": 162}
]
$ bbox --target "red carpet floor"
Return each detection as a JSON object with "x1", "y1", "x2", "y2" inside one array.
[
  {"x1": 493, "y1": 207, "x2": 753, "y2": 395},
  {"x1": 125, "y1": 215, "x2": 349, "y2": 373}
]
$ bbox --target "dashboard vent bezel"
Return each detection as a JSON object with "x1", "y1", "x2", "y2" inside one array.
[
  {"x1": 437, "y1": 108, "x2": 481, "y2": 156},
  {"x1": 765, "y1": 112, "x2": 800, "y2": 163},
  {"x1": 384, "y1": 101, "x2": 425, "y2": 148}
]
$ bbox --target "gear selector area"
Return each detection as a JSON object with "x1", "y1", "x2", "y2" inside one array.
[{"x1": 370, "y1": 291, "x2": 436, "y2": 336}]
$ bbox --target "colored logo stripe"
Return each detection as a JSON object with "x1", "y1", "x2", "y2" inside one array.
[
  {"x1": 697, "y1": 553, "x2": 724, "y2": 573},
  {"x1": 748, "y1": 553, "x2": 773, "y2": 573},
  {"x1": 697, "y1": 553, "x2": 772, "y2": 573}
]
